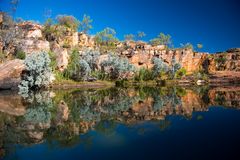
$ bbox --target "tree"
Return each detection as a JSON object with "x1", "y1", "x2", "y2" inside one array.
[
  {"x1": 180, "y1": 43, "x2": 193, "y2": 50},
  {"x1": 79, "y1": 14, "x2": 93, "y2": 33},
  {"x1": 81, "y1": 48, "x2": 100, "y2": 71},
  {"x1": 137, "y1": 31, "x2": 146, "y2": 40},
  {"x1": 124, "y1": 34, "x2": 135, "y2": 41},
  {"x1": 152, "y1": 57, "x2": 169, "y2": 78},
  {"x1": 64, "y1": 50, "x2": 91, "y2": 81},
  {"x1": 100, "y1": 54, "x2": 135, "y2": 79},
  {"x1": 18, "y1": 52, "x2": 53, "y2": 96},
  {"x1": 95, "y1": 27, "x2": 118, "y2": 46},
  {"x1": 56, "y1": 15, "x2": 80, "y2": 31},
  {"x1": 197, "y1": 43, "x2": 203, "y2": 49},
  {"x1": 150, "y1": 33, "x2": 172, "y2": 47}
]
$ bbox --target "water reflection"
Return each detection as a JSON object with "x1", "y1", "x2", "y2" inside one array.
[{"x1": 0, "y1": 86, "x2": 240, "y2": 159}]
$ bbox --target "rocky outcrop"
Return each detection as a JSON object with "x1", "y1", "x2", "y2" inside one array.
[
  {"x1": 52, "y1": 43, "x2": 69, "y2": 71},
  {"x1": 208, "y1": 50, "x2": 240, "y2": 72},
  {"x1": 18, "y1": 22, "x2": 43, "y2": 39},
  {"x1": 18, "y1": 39, "x2": 50, "y2": 54},
  {"x1": 0, "y1": 59, "x2": 24, "y2": 89},
  {"x1": 78, "y1": 32, "x2": 95, "y2": 48}
]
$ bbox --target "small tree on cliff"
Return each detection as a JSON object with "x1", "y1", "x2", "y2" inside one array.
[
  {"x1": 95, "y1": 27, "x2": 118, "y2": 46},
  {"x1": 137, "y1": 31, "x2": 146, "y2": 40},
  {"x1": 56, "y1": 15, "x2": 80, "y2": 31},
  {"x1": 79, "y1": 14, "x2": 93, "y2": 33},
  {"x1": 124, "y1": 34, "x2": 135, "y2": 41},
  {"x1": 18, "y1": 52, "x2": 53, "y2": 96},
  {"x1": 150, "y1": 33, "x2": 172, "y2": 47}
]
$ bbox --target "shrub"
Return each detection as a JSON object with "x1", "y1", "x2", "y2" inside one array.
[
  {"x1": 15, "y1": 50, "x2": 26, "y2": 60},
  {"x1": 79, "y1": 14, "x2": 93, "y2": 33},
  {"x1": 152, "y1": 57, "x2": 169, "y2": 79},
  {"x1": 18, "y1": 52, "x2": 53, "y2": 96},
  {"x1": 56, "y1": 15, "x2": 80, "y2": 31},
  {"x1": 134, "y1": 68, "x2": 153, "y2": 82},
  {"x1": 81, "y1": 48, "x2": 100, "y2": 71},
  {"x1": 95, "y1": 27, "x2": 118, "y2": 46},
  {"x1": 100, "y1": 54, "x2": 135, "y2": 80},
  {"x1": 175, "y1": 68, "x2": 187, "y2": 79},
  {"x1": 149, "y1": 33, "x2": 172, "y2": 47},
  {"x1": 64, "y1": 50, "x2": 91, "y2": 81}
]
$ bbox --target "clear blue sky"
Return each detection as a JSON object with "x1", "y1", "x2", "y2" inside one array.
[{"x1": 1, "y1": 0, "x2": 240, "y2": 52}]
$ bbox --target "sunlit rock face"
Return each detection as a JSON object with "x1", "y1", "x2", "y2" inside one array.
[
  {"x1": 208, "y1": 49, "x2": 240, "y2": 72},
  {"x1": 18, "y1": 22, "x2": 43, "y2": 39},
  {"x1": 18, "y1": 39, "x2": 50, "y2": 54},
  {"x1": 52, "y1": 43, "x2": 69, "y2": 72},
  {"x1": 78, "y1": 32, "x2": 95, "y2": 48},
  {"x1": 0, "y1": 59, "x2": 25, "y2": 89}
]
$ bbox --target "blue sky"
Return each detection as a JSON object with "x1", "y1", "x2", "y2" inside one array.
[{"x1": 1, "y1": 0, "x2": 240, "y2": 52}]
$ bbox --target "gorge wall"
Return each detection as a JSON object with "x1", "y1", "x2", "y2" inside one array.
[{"x1": 0, "y1": 20, "x2": 240, "y2": 89}]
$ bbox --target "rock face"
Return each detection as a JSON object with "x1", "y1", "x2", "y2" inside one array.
[
  {"x1": 208, "y1": 50, "x2": 240, "y2": 72},
  {"x1": 0, "y1": 59, "x2": 25, "y2": 90},
  {"x1": 19, "y1": 39, "x2": 50, "y2": 54},
  {"x1": 18, "y1": 22, "x2": 43, "y2": 39},
  {"x1": 52, "y1": 44, "x2": 69, "y2": 72}
]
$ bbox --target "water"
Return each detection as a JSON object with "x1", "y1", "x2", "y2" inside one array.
[{"x1": 0, "y1": 86, "x2": 240, "y2": 160}]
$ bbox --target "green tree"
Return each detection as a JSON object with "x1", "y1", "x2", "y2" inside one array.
[
  {"x1": 56, "y1": 15, "x2": 80, "y2": 31},
  {"x1": 79, "y1": 14, "x2": 93, "y2": 33},
  {"x1": 137, "y1": 31, "x2": 146, "y2": 40},
  {"x1": 124, "y1": 34, "x2": 135, "y2": 41},
  {"x1": 95, "y1": 27, "x2": 118, "y2": 46},
  {"x1": 180, "y1": 43, "x2": 193, "y2": 50},
  {"x1": 197, "y1": 43, "x2": 203, "y2": 49},
  {"x1": 150, "y1": 33, "x2": 172, "y2": 47}
]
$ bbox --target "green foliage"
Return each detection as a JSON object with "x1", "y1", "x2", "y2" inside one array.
[
  {"x1": 180, "y1": 43, "x2": 193, "y2": 50},
  {"x1": 169, "y1": 57, "x2": 181, "y2": 79},
  {"x1": 79, "y1": 14, "x2": 93, "y2": 33},
  {"x1": 18, "y1": 52, "x2": 53, "y2": 96},
  {"x1": 95, "y1": 27, "x2": 118, "y2": 46},
  {"x1": 214, "y1": 55, "x2": 227, "y2": 64},
  {"x1": 15, "y1": 50, "x2": 26, "y2": 60},
  {"x1": 134, "y1": 68, "x2": 153, "y2": 81},
  {"x1": 64, "y1": 50, "x2": 91, "y2": 81},
  {"x1": 150, "y1": 33, "x2": 172, "y2": 47},
  {"x1": 152, "y1": 57, "x2": 169, "y2": 79},
  {"x1": 81, "y1": 48, "x2": 100, "y2": 71},
  {"x1": 197, "y1": 43, "x2": 203, "y2": 49},
  {"x1": 137, "y1": 31, "x2": 146, "y2": 40},
  {"x1": 100, "y1": 54, "x2": 136, "y2": 80},
  {"x1": 124, "y1": 34, "x2": 135, "y2": 41},
  {"x1": 175, "y1": 68, "x2": 187, "y2": 79},
  {"x1": 193, "y1": 70, "x2": 209, "y2": 80},
  {"x1": 56, "y1": 15, "x2": 80, "y2": 31}
]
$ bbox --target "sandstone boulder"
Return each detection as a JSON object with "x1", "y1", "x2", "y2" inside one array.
[
  {"x1": 19, "y1": 39, "x2": 50, "y2": 54},
  {"x1": 53, "y1": 46, "x2": 69, "y2": 72},
  {"x1": 0, "y1": 59, "x2": 25, "y2": 90}
]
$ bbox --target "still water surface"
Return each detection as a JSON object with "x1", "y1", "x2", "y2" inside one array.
[{"x1": 0, "y1": 86, "x2": 240, "y2": 160}]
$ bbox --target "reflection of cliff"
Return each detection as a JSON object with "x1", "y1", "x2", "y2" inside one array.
[
  {"x1": 1, "y1": 86, "x2": 240, "y2": 158},
  {"x1": 0, "y1": 91, "x2": 26, "y2": 116}
]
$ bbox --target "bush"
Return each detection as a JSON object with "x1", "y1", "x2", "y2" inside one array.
[
  {"x1": 15, "y1": 50, "x2": 26, "y2": 60},
  {"x1": 100, "y1": 53, "x2": 135, "y2": 80},
  {"x1": 81, "y1": 48, "x2": 100, "y2": 71},
  {"x1": 56, "y1": 15, "x2": 80, "y2": 31},
  {"x1": 152, "y1": 57, "x2": 169, "y2": 79},
  {"x1": 18, "y1": 52, "x2": 53, "y2": 96},
  {"x1": 64, "y1": 50, "x2": 91, "y2": 81},
  {"x1": 175, "y1": 68, "x2": 186, "y2": 79},
  {"x1": 134, "y1": 68, "x2": 153, "y2": 82}
]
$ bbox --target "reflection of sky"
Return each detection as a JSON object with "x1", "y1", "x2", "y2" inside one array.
[{"x1": 1, "y1": 0, "x2": 240, "y2": 52}]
